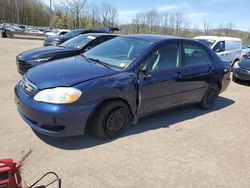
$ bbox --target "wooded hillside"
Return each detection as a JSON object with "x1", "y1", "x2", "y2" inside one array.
[{"x1": 1, "y1": 0, "x2": 249, "y2": 44}]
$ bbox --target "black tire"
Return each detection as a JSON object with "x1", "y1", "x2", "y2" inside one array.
[
  {"x1": 90, "y1": 100, "x2": 131, "y2": 139},
  {"x1": 199, "y1": 84, "x2": 220, "y2": 109},
  {"x1": 232, "y1": 75, "x2": 239, "y2": 82}
]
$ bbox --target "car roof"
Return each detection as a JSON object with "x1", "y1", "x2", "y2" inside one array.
[
  {"x1": 194, "y1": 36, "x2": 242, "y2": 41},
  {"x1": 124, "y1": 34, "x2": 182, "y2": 42},
  {"x1": 79, "y1": 33, "x2": 117, "y2": 37}
]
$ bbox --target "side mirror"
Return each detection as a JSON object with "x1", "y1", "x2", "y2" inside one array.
[
  {"x1": 140, "y1": 64, "x2": 152, "y2": 80},
  {"x1": 215, "y1": 48, "x2": 222, "y2": 53}
]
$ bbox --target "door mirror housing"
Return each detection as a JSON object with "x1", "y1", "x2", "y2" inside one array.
[
  {"x1": 140, "y1": 64, "x2": 152, "y2": 80},
  {"x1": 215, "y1": 48, "x2": 223, "y2": 53}
]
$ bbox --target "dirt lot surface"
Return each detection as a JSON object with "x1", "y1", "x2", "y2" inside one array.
[{"x1": 0, "y1": 38, "x2": 250, "y2": 188}]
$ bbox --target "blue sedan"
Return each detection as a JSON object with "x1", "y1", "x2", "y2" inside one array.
[{"x1": 15, "y1": 35, "x2": 231, "y2": 139}]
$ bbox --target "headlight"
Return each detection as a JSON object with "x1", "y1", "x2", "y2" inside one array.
[
  {"x1": 27, "y1": 57, "x2": 52, "y2": 65},
  {"x1": 233, "y1": 61, "x2": 240, "y2": 69},
  {"x1": 34, "y1": 87, "x2": 82, "y2": 104}
]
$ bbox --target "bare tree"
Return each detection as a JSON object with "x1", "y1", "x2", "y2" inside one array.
[
  {"x1": 100, "y1": 2, "x2": 118, "y2": 26},
  {"x1": 162, "y1": 13, "x2": 169, "y2": 34},
  {"x1": 175, "y1": 12, "x2": 185, "y2": 35},
  {"x1": 169, "y1": 14, "x2": 175, "y2": 35},
  {"x1": 225, "y1": 22, "x2": 235, "y2": 36},
  {"x1": 145, "y1": 9, "x2": 159, "y2": 33},
  {"x1": 203, "y1": 20, "x2": 212, "y2": 35},
  {"x1": 89, "y1": 2, "x2": 100, "y2": 28},
  {"x1": 61, "y1": 0, "x2": 87, "y2": 28}
]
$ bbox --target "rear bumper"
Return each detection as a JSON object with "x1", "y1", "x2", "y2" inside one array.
[
  {"x1": 14, "y1": 85, "x2": 96, "y2": 137},
  {"x1": 220, "y1": 70, "x2": 231, "y2": 93}
]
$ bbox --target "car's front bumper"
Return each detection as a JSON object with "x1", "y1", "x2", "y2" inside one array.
[
  {"x1": 14, "y1": 84, "x2": 96, "y2": 137},
  {"x1": 233, "y1": 68, "x2": 250, "y2": 81}
]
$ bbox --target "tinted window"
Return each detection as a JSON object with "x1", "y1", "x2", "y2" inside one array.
[
  {"x1": 213, "y1": 41, "x2": 225, "y2": 52},
  {"x1": 183, "y1": 44, "x2": 211, "y2": 66},
  {"x1": 145, "y1": 44, "x2": 180, "y2": 71}
]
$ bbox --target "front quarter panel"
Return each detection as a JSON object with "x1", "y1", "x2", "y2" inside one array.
[{"x1": 73, "y1": 72, "x2": 138, "y2": 116}]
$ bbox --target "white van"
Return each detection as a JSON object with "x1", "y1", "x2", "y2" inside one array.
[{"x1": 194, "y1": 36, "x2": 242, "y2": 64}]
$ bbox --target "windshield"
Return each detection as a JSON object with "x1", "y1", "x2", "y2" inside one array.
[
  {"x1": 65, "y1": 30, "x2": 83, "y2": 37},
  {"x1": 196, "y1": 39, "x2": 216, "y2": 48},
  {"x1": 60, "y1": 35, "x2": 95, "y2": 49},
  {"x1": 83, "y1": 37, "x2": 154, "y2": 69}
]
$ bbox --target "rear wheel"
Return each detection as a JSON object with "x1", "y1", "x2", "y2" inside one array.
[
  {"x1": 90, "y1": 100, "x2": 131, "y2": 139},
  {"x1": 199, "y1": 84, "x2": 220, "y2": 109}
]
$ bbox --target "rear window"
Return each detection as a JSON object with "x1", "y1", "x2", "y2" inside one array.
[{"x1": 183, "y1": 44, "x2": 212, "y2": 66}]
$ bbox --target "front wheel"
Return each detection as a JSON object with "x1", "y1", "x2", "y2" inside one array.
[
  {"x1": 199, "y1": 84, "x2": 220, "y2": 109},
  {"x1": 90, "y1": 101, "x2": 131, "y2": 139}
]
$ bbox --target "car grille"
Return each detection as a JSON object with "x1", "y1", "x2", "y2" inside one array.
[
  {"x1": 17, "y1": 58, "x2": 32, "y2": 74},
  {"x1": 20, "y1": 76, "x2": 37, "y2": 96}
]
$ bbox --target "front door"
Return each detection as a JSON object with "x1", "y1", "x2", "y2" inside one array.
[{"x1": 138, "y1": 43, "x2": 184, "y2": 115}]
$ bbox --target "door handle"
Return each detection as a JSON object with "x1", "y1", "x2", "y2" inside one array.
[
  {"x1": 175, "y1": 71, "x2": 182, "y2": 78},
  {"x1": 143, "y1": 74, "x2": 152, "y2": 80},
  {"x1": 208, "y1": 67, "x2": 214, "y2": 72}
]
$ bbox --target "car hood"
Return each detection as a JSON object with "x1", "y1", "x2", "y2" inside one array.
[
  {"x1": 25, "y1": 56, "x2": 118, "y2": 89},
  {"x1": 17, "y1": 46, "x2": 76, "y2": 61},
  {"x1": 239, "y1": 59, "x2": 250, "y2": 70}
]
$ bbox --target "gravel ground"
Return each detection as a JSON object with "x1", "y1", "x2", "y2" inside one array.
[{"x1": 0, "y1": 38, "x2": 250, "y2": 188}]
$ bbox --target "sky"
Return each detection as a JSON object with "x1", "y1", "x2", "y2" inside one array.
[{"x1": 41, "y1": 0, "x2": 250, "y2": 31}]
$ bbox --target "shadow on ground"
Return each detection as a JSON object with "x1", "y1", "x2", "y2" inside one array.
[
  {"x1": 233, "y1": 79, "x2": 250, "y2": 87},
  {"x1": 35, "y1": 96, "x2": 235, "y2": 150}
]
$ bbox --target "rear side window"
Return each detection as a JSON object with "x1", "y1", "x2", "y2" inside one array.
[{"x1": 183, "y1": 44, "x2": 212, "y2": 66}]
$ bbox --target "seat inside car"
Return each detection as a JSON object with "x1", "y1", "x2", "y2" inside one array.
[{"x1": 152, "y1": 46, "x2": 178, "y2": 70}]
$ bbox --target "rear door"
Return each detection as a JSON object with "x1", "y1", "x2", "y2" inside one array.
[
  {"x1": 180, "y1": 43, "x2": 215, "y2": 103},
  {"x1": 213, "y1": 41, "x2": 230, "y2": 61},
  {"x1": 138, "y1": 43, "x2": 184, "y2": 115}
]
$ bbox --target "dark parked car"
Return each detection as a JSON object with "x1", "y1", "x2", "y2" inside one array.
[
  {"x1": 232, "y1": 54, "x2": 250, "y2": 82},
  {"x1": 43, "y1": 26, "x2": 119, "y2": 46},
  {"x1": 16, "y1": 33, "x2": 117, "y2": 75},
  {"x1": 15, "y1": 35, "x2": 231, "y2": 139}
]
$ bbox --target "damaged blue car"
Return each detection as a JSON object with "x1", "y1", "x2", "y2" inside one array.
[{"x1": 15, "y1": 35, "x2": 231, "y2": 139}]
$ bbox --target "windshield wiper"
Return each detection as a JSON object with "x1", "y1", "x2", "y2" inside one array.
[
  {"x1": 88, "y1": 57, "x2": 112, "y2": 69},
  {"x1": 80, "y1": 55, "x2": 123, "y2": 70}
]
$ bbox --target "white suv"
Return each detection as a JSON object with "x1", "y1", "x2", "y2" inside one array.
[{"x1": 194, "y1": 36, "x2": 242, "y2": 65}]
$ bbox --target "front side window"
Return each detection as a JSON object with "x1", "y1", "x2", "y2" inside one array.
[
  {"x1": 83, "y1": 37, "x2": 153, "y2": 69},
  {"x1": 183, "y1": 44, "x2": 211, "y2": 66},
  {"x1": 213, "y1": 41, "x2": 225, "y2": 53},
  {"x1": 145, "y1": 44, "x2": 180, "y2": 71}
]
